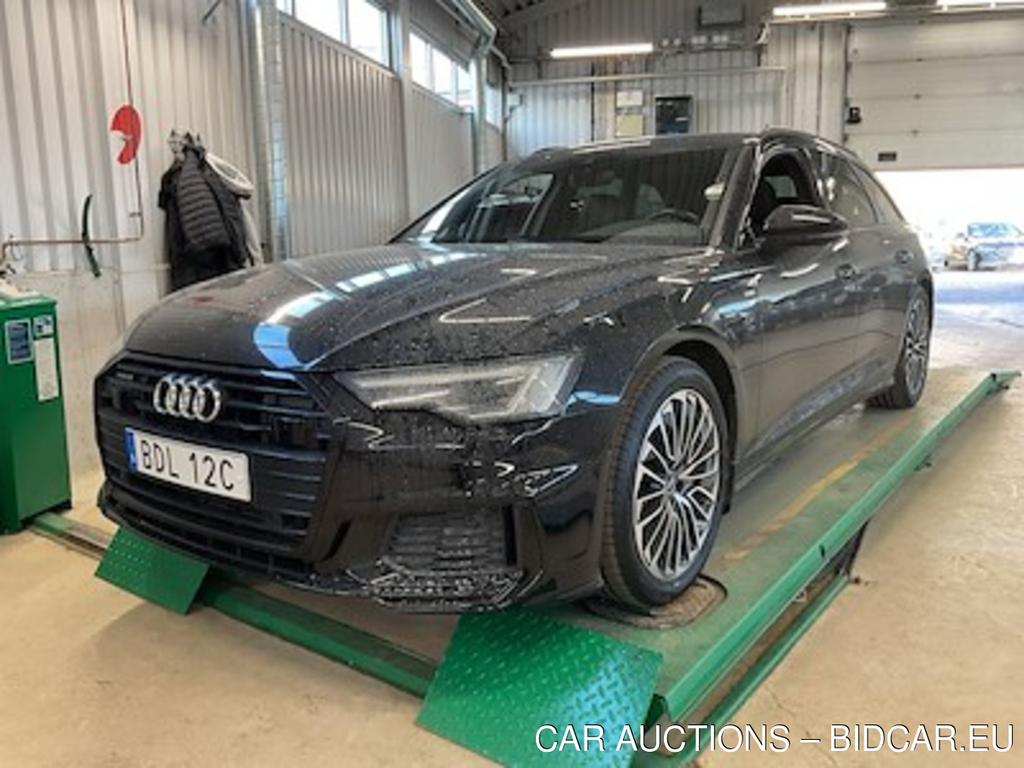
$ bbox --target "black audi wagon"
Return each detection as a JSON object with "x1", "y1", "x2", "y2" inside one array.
[{"x1": 95, "y1": 129, "x2": 931, "y2": 612}]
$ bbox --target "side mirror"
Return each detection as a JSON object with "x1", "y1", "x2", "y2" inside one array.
[{"x1": 763, "y1": 205, "x2": 848, "y2": 240}]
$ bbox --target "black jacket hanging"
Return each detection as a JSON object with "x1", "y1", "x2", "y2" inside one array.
[{"x1": 159, "y1": 138, "x2": 251, "y2": 290}]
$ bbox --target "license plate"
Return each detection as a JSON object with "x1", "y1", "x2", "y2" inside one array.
[{"x1": 124, "y1": 428, "x2": 251, "y2": 502}]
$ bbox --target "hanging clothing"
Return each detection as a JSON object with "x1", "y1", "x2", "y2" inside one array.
[
  {"x1": 158, "y1": 136, "x2": 254, "y2": 290},
  {"x1": 206, "y1": 151, "x2": 264, "y2": 266}
]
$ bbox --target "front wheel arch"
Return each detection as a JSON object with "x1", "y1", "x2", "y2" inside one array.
[{"x1": 624, "y1": 331, "x2": 741, "y2": 463}]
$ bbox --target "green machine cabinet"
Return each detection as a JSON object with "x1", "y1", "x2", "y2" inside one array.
[{"x1": 0, "y1": 292, "x2": 71, "y2": 532}]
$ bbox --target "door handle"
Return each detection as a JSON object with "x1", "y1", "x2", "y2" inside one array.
[
  {"x1": 835, "y1": 263, "x2": 858, "y2": 282},
  {"x1": 894, "y1": 249, "x2": 913, "y2": 265}
]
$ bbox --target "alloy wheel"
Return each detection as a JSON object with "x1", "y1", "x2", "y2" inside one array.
[
  {"x1": 631, "y1": 388, "x2": 722, "y2": 581},
  {"x1": 904, "y1": 294, "x2": 930, "y2": 399}
]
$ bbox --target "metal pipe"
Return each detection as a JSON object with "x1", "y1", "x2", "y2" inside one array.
[
  {"x1": 471, "y1": 54, "x2": 490, "y2": 173},
  {"x1": 445, "y1": 0, "x2": 496, "y2": 54},
  {"x1": 246, "y1": 0, "x2": 290, "y2": 261},
  {"x1": 393, "y1": 0, "x2": 415, "y2": 220}
]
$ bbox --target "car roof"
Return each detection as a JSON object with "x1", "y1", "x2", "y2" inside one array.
[{"x1": 523, "y1": 128, "x2": 854, "y2": 165}]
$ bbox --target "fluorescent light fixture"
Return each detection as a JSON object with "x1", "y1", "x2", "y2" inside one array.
[
  {"x1": 773, "y1": 2, "x2": 886, "y2": 18},
  {"x1": 550, "y1": 42, "x2": 654, "y2": 59},
  {"x1": 939, "y1": 0, "x2": 1024, "y2": 6}
]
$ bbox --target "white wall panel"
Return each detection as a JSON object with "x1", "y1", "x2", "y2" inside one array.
[
  {"x1": 849, "y1": 57, "x2": 1024, "y2": 101},
  {"x1": 407, "y1": 86, "x2": 475, "y2": 216},
  {"x1": 0, "y1": 0, "x2": 252, "y2": 489},
  {"x1": 846, "y1": 16, "x2": 1024, "y2": 169},
  {"x1": 508, "y1": 52, "x2": 781, "y2": 158},
  {"x1": 848, "y1": 16, "x2": 1024, "y2": 62},
  {"x1": 0, "y1": 0, "x2": 252, "y2": 279},
  {"x1": 503, "y1": 0, "x2": 773, "y2": 60},
  {"x1": 485, "y1": 122, "x2": 505, "y2": 168},
  {"x1": 281, "y1": 17, "x2": 405, "y2": 255},
  {"x1": 508, "y1": 60, "x2": 592, "y2": 157},
  {"x1": 650, "y1": 51, "x2": 781, "y2": 135},
  {"x1": 765, "y1": 22, "x2": 847, "y2": 142}
]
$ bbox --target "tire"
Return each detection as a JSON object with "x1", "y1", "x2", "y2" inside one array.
[
  {"x1": 600, "y1": 359, "x2": 730, "y2": 610},
  {"x1": 868, "y1": 285, "x2": 931, "y2": 409},
  {"x1": 968, "y1": 251, "x2": 981, "y2": 271}
]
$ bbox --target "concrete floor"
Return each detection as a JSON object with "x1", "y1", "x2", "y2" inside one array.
[{"x1": 1, "y1": 269, "x2": 1021, "y2": 766}]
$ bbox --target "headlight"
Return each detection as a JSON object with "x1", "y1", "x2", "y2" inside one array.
[{"x1": 340, "y1": 354, "x2": 580, "y2": 424}]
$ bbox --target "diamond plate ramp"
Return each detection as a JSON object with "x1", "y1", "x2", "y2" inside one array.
[
  {"x1": 418, "y1": 609, "x2": 661, "y2": 767},
  {"x1": 95, "y1": 528, "x2": 208, "y2": 614}
]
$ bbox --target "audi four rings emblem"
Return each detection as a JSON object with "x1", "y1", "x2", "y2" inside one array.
[{"x1": 152, "y1": 374, "x2": 223, "y2": 422}]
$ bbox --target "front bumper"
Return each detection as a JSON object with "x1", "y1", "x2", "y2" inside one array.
[{"x1": 95, "y1": 354, "x2": 616, "y2": 612}]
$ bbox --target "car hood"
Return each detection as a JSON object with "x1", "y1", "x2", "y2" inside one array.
[{"x1": 124, "y1": 242, "x2": 714, "y2": 371}]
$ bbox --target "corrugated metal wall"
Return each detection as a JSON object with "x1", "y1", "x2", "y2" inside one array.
[
  {"x1": 508, "y1": 60, "x2": 593, "y2": 157},
  {"x1": 503, "y1": 0, "x2": 773, "y2": 58},
  {"x1": 765, "y1": 22, "x2": 847, "y2": 143},
  {"x1": 0, "y1": 0, "x2": 252, "y2": 296},
  {"x1": 846, "y1": 16, "x2": 1024, "y2": 169},
  {"x1": 485, "y1": 122, "x2": 505, "y2": 168},
  {"x1": 508, "y1": 51, "x2": 783, "y2": 158},
  {"x1": 281, "y1": 16, "x2": 405, "y2": 255},
  {"x1": 0, "y1": 0, "x2": 253, "y2": 490},
  {"x1": 407, "y1": 87, "x2": 474, "y2": 216}
]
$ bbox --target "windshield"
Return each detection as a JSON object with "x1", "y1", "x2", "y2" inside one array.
[
  {"x1": 397, "y1": 145, "x2": 734, "y2": 247},
  {"x1": 967, "y1": 223, "x2": 1022, "y2": 239}
]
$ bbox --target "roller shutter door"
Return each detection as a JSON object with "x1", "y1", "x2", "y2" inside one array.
[{"x1": 846, "y1": 16, "x2": 1024, "y2": 170}]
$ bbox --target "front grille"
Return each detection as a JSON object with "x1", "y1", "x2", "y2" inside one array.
[{"x1": 95, "y1": 354, "x2": 334, "y2": 568}]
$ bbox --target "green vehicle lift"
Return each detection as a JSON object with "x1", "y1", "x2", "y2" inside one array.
[{"x1": 33, "y1": 368, "x2": 1018, "y2": 766}]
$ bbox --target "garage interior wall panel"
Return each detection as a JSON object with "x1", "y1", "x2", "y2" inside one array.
[
  {"x1": 509, "y1": 52, "x2": 781, "y2": 159},
  {"x1": 505, "y1": 0, "x2": 775, "y2": 57},
  {"x1": 846, "y1": 16, "x2": 1024, "y2": 169},
  {"x1": 281, "y1": 17, "x2": 405, "y2": 256},
  {"x1": 0, "y1": 0, "x2": 253, "y2": 488},
  {"x1": 484, "y1": 122, "x2": 504, "y2": 169},
  {"x1": 508, "y1": 60, "x2": 592, "y2": 158},
  {"x1": 649, "y1": 51, "x2": 781, "y2": 135},
  {"x1": 765, "y1": 22, "x2": 847, "y2": 143},
  {"x1": 407, "y1": 87, "x2": 474, "y2": 216}
]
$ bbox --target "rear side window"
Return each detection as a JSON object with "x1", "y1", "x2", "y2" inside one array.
[
  {"x1": 821, "y1": 156, "x2": 878, "y2": 228},
  {"x1": 853, "y1": 166, "x2": 904, "y2": 225}
]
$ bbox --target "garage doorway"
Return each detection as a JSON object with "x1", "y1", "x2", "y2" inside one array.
[
  {"x1": 876, "y1": 167, "x2": 1024, "y2": 372},
  {"x1": 877, "y1": 167, "x2": 1024, "y2": 268}
]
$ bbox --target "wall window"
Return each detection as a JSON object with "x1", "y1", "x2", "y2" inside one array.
[
  {"x1": 432, "y1": 49, "x2": 455, "y2": 101},
  {"x1": 411, "y1": 34, "x2": 431, "y2": 88},
  {"x1": 411, "y1": 31, "x2": 469, "y2": 108},
  {"x1": 486, "y1": 84, "x2": 501, "y2": 127},
  {"x1": 456, "y1": 66, "x2": 473, "y2": 109},
  {"x1": 295, "y1": 0, "x2": 343, "y2": 41},
  {"x1": 348, "y1": 0, "x2": 388, "y2": 65},
  {"x1": 279, "y1": 0, "x2": 389, "y2": 67}
]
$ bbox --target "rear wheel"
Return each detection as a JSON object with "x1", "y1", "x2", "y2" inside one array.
[
  {"x1": 601, "y1": 360, "x2": 729, "y2": 610},
  {"x1": 868, "y1": 285, "x2": 931, "y2": 409}
]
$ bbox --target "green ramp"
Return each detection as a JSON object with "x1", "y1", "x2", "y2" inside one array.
[
  {"x1": 95, "y1": 528, "x2": 208, "y2": 614},
  {"x1": 418, "y1": 608, "x2": 661, "y2": 767}
]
